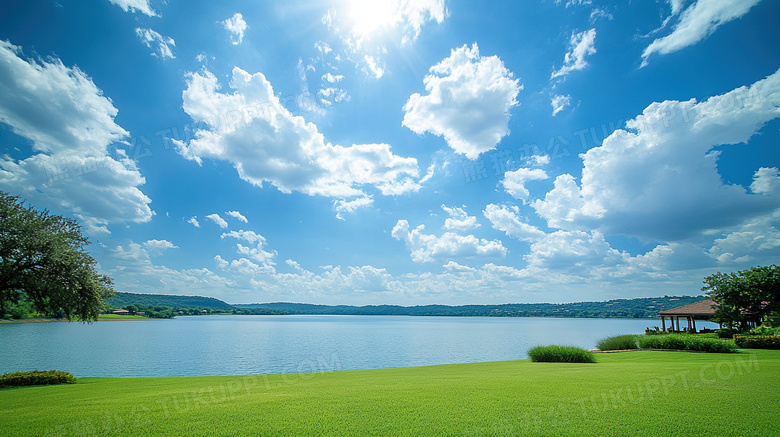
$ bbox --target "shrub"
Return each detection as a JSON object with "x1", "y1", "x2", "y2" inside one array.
[
  {"x1": 748, "y1": 325, "x2": 780, "y2": 336},
  {"x1": 734, "y1": 335, "x2": 780, "y2": 350},
  {"x1": 716, "y1": 328, "x2": 738, "y2": 339},
  {"x1": 596, "y1": 334, "x2": 639, "y2": 351},
  {"x1": 528, "y1": 345, "x2": 596, "y2": 363},
  {"x1": 0, "y1": 370, "x2": 77, "y2": 388},
  {"x1": 637, "y1": 334, "x2": 739, "y2": 353}
]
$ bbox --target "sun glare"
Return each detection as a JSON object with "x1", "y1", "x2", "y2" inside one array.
[{"x1": 346, "y1": 0, "x2": 397, "y2": 39}]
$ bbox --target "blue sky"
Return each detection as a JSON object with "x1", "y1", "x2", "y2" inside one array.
[{"x1": 1, "y1": 0, "x2": 779, "y2": 305}]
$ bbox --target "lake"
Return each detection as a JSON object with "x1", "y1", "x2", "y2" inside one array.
[{"x1": 0, "y1": 315, "x2": 718, "y2": 378}]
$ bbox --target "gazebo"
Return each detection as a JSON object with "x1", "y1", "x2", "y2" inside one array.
[{"x1": 657, "y1": 299, "x2": 718, "y2": 332}]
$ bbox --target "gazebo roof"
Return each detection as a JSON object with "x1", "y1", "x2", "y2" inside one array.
[{"x1": 658, "y1": 299, "x2": 718, "y2": 317}]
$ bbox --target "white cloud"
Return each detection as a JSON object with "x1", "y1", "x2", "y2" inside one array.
[
  {"x1": 188, "y1": 216, "x2": 200, "y2": 227},
  {"x1": 709, "y1": 210, "x2": 780, "y2": 265},
  {"x1": 533, "y1": 68, "x2": 780, "y2": 241},
  {"x1": 525, "y1": 230, "x2": 630, "y2": 278},
  {"x1": 135, "y1": 28, "x2": 175, "y2": 59},
  {"x1": 0, "y1": 41, "x2": 152, "y2": 234},
  {"x1": 108, "y1": 0, "x2": 157, "y2": 16},
  {"x1": 402, "y1": 43, "x2": 522, "y2": 160},
  {"x1": 441, "y1": 204, "x2": 480, "y2": 232},
  {"x1": 391, "y1": 219, "x2": 507, "y2": 263},
  {"x1": 176, "y1": 67, "x2": 422, "y2": 201},
  {"x1": 501, "y1": 168, "x2": 549, "y2": 203},
  {"x1": 206, "y1": 213, "x2": 228, "y2": 229},
  {"x1": 226, "y1": 210, "x2": 248, "y2": 223},
  {"x1": 551, "y1": 94, "x2": 572, "y2": 116},
  {"x1": 333, "y1": 196, "x2": 373, "y2": 220},
  {"x1": 483, "y1": 204, "x2": 546, "y2": 242},
  {"x1": 751, "y1": 167, "x2": 780, "y2": 195},
  {"x1": 221, "y1": 230, "x2": 277, "y2": 265},
  {"x1": 551, "y1": 29, "x2": 596, "y2": 79},
  {"x1": 642, "y1": 0, "x2": 762, "y2": 66},
  {"x1": 143, "y1": 239, "x2": 178, "y2": 256},
  {"x1": 221, "y1": 13, "x2": 248, "y2": 45},
  {"x1": 363, "y1": 55, "x2": 385, "y2": 79}
]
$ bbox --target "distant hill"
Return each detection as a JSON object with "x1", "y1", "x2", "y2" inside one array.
[
  {"x1": 107, "y1": 292, "x2": 234, "y2": 310},
  {"x1": 235, "y1": 296, "x2": 705, "y2": 318}
]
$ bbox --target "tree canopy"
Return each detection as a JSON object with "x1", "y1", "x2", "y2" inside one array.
[
  {"x1": 702, "y1": 265, "x2": 779, "y2": 329},
  {"x1": 0, "y1": 192, "x2": 113, "y2": 321}
]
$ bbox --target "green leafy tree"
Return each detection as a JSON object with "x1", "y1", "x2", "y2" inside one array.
[
  {"x1": 702, "y1": 265, "x2": 779, "y2": 329},
  {"x1": 0, "y1": 192, "x2": 114, "y2": 321}
]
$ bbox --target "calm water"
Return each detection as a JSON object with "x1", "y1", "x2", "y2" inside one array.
[{"x1": 0, "y1": 315, "x2": 717, "y2": 377}]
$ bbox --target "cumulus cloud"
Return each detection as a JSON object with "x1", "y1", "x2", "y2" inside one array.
[
  {"x1": 108, "y1": 0, "x2": 157, "y2": 16},
  {"x1": 483, "y1": 204, "x2": 546, "y2": 242},
  {"x1": 402, "y1": 43, "x2": 521, "y2": 160},
  {"x1": 226, "y1": 210, "x2": 248, "y2": 223},
  {"x1": 441, "y1": 204, "x2": 480, "y2": 232},
  {"x1": 221, "y1": 13, "x2": 248, "y2": 45},
  {"x1": 525, "y1": 230, "x2": 630, "y2": 278},
  {"x1": 221, "y1": 230, "x2": 277, "y2": 265},
  {"x1": 333, "y1": 196, "x2": 373, "y2": 220},
  {"x1": 551, "y1": 28, "x2": 596, "y2": 79},
  {"x1": 392, "y1": 219, "x2": 507, "y2": 263},
  {"x1": 206, "y1": 213, "x2": 228, "y2": 229},
  {"x1": 501, "y1": 168, "x2": 549, "y2": 203},
  {"x1": 188, "y1": 216, "x2": 200, "y2": 227},
  {"x1": 142, "y1": 239, "x2": 178, "y2": 256},
  {"x1": 135, "y1": 28, "x2": 175, "y2": 59},
  {"x1": 175, "y1": 67, "x2": 423, "y2": 204},
  {"x1": 642, "y1": 0, "x2": 762, "y2": 66},
  {"x1": 0, "y1": 41, "x2": 152, "y2": 234},
  {"x1": 533, "y1": 68, "x2": 780, "y2": 241}
]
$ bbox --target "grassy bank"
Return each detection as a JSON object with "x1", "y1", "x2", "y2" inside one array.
[{"x1": 1, "y1": 350, "x2": 778, "y2": 436}]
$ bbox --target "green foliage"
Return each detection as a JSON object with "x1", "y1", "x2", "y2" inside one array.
[
  {"x1": 0, "y1": 192, "x2": 113, "y2": 322},
  {"x1": 596, "y1": 334, "x2": 639, "y2": 351},
  {"x1": 0, "y1": 370, "x2": 76, "y2": 388},
  {"x1": 241, "y1": 296, "x2": 705, "y2": 318},
  {"x1": 527, "y1": 345, "x2": 596, "y2": 363},
  {"x1": 716, "y1": 328, "x2": 739, "y2": 339},
  {"x1": 637, "y1": 334, "x2": 739, "y2": 353},
  {"x1": 107, "y1": 292, "x2": 234, "y2": 310},
  {"x1": 702, "y1": 265, "x2": 779, "y2": 329},
  {"x1": 734, "y1": 335, "x2": 780, "y2": 350},
  {"x1": 748, "y1": 325, "x2": 780, "y2": 336}
]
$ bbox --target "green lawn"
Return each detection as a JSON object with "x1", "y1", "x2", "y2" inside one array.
[{"x1": 1, "y1": 350, "x2": 778, "y2": 436}]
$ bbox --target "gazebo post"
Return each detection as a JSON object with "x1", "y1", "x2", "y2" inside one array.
[{"x1": 661, "y1": 316, "x2": 666, "y2": 331}]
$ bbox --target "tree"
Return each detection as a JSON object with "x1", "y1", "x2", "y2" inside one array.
[
  {"x1": 0, "y1": 192, "x2": 113, "y2": 321},
  {"x1": 702, "y1": 265, "x2": 779, "y2": 329}
]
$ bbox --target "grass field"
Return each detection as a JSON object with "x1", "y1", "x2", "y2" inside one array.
[{"x1": 1, "y1": 350, "x2": 778, "y2": 436}]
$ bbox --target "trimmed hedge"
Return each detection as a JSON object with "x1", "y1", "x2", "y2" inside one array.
[
  {"x1": 637, "y1": 334, "x2": 739, "y2": 353},
  {"x1": 528, "y1": 345, "x2": 596, "y2": 363},
  {"x1": 0, "y1": 370, "x2": 76, "y2": 388},
  {"x1": 734, "y1": 335, "x2": 780, "y2": 350}
]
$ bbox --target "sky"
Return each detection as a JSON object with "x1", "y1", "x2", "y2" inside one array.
[{"x1": 0, "y1": 0, "x2": 779, "y2": 305}]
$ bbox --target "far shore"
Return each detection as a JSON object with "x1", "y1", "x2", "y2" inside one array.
[{"x1": 0, "y1": 315, "x2": 154, "y2": 324}]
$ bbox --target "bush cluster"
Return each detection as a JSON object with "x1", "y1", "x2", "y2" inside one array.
[
  {"x1": 0, "y1": 370, "x2": 77, "y2": 388},
  {"x1": 596, "y1": 334, "x2": 639, "y2": 351},
  {"x1": 527, "y1": 345, "x2": 596, "y2": 363},
  {"x1": 734, "y1": 335, "x2": 780, "y2": 350},
  {"x1": 716, "y1": 328, "x2": 739, "y2": 339},
  {"x1": 637, "y1": 334, "x2": 738, "y2": 353}
]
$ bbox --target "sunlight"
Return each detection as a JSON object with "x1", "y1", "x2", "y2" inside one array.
[{"x1": 345, "y1": 0, "x2": 397, "y2": 39}]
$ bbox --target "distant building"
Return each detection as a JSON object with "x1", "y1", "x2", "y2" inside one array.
[
  {"x1": 657, "y1": 299, "x2": 718, "y2": 332},
  {"x1": 111, "y1": 309, "x2": 130, "y2": 315}
]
